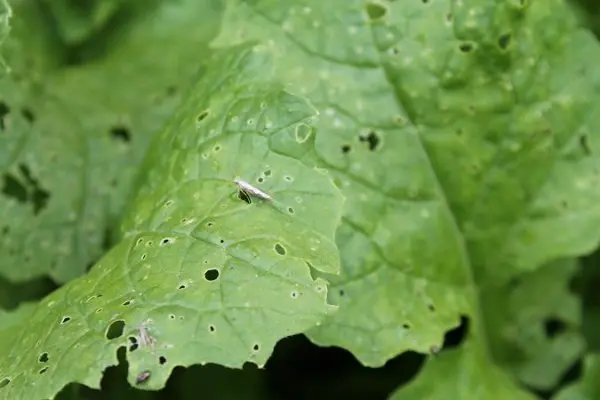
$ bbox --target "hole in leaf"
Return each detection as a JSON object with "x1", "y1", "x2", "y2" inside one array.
[
  {"x1": 209, "y1": 324, "x2": 216, "y2": 333},
  {"x1": 39, "y1": 367, "x2": 48, "y2": 375},
  {"x1": 219, "y1": 239, "x2": 225, "y2": 244},
  {"x1": 178, "y1": 284, "x2": 187, "y2": 290},
  {"x1": 544, "y1": 318, "x2": 567, "y2": 338},
  {"x1": 359, "y1": 131, "x2": 380, "y2": 151},
  {"x1": 61, "y1": 316, "x2": 71, "y2": 324},
  {"x1": 206, "y1": 222, "x2": 214, "y2": 228},
  {"x1": 105, "y1": 320, "x2": 125, "y2": 340},
  {"x1": 197, "y1": 110, "x2": 209, "y2": 122},
  {"x1": 442, "y1": 315, "x2": 469, "y2": 349},
  {"x1": 1, "y1": 173, "x2": 27, "y2": 203},
  {"x1": 0, "y1": 102, "x2": 9, "y2": 130},
  {"x1": 109, "y1": 126, "x2": 131, "y2": 143},
  {"x1": 341, "y1": 145, "x2": 351, "y2": 154},
  {"x1": 39, "y1": 353, "x2": 49, "y2": 363},
  {"x1": 274, "y1": 243, "x2": 286, "y2": 255},
  {"x1": 204, "y1": 269, "x2": 219, "y2": 281},
  {"x1": 122, "y1": 300, "x2": 132, "y2": 306},
  {"x1": 264, "y1": 169, "x2": 272, "y2": 176},
  {"x1": 21, "y1": 108, "x2": 34, "y2": 123},
  {"x1": 20, "y1": 164, "x2": 50, "y2": 215},
  {"x1": 287, "y1": 207, "x2": 295, "y2": 214},
  {"x1": 141, "y1": 254, "x2": 147, "y2": 260},
  {"x1": 284, "y1": 175, "x2": 293, "y2": 182},
  {"x1": 160, "y1": 237, "x2": 173, "y2": 246},
  {"x1": 291, "y1": 291, "x2": 298, "y2": 299},
  {"x1": 257, "y1": 177, "x2": 264, "y2": 183},
  {"x1": 498, "y1": 33, "x2": 511, "y2": 50},
  {"x1": 459, "y1": 42, "x2": 474, "y2": 53},
  {"x1": 159, "y1": 356, "x2": 167, "y2": 365},
  {"x1": 253, "y1": 344, "x2": 260, "y2": 352},
  {"x1": 0, "y1": 378, "x2": 9, "y2": 388},
  {"x1": 366, "y1": 2, "x2": 386, "y2": 20},
  {"x1": 238, "y1": 190, "x2": 251, "y2": 204},
  {"x1": 580, "y1": 134, "x2": 591, "y2": 155},
  {"x1": 128, "y1": 336, "x2": 139, "y2": 352}
]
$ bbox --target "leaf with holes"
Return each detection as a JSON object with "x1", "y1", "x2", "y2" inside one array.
[
  {"x1": 0, "y1": 0, "x2": 222, "y2": 283},
  {"x1": 482, "y1": 258, "x2": 584, "y2": 391},
  {"x1": 212, "y1": 0, "x2": 600, "y2": 395},
  {"x1": 0, "y1": 43, "x2": 343, "y2": 399}
]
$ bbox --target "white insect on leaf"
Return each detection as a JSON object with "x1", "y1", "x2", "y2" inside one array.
[
  {"x1": 138, "y1": 319, "x2": 156, "y2": 353},
  {"x1": 234, "y1": 178, "x2": 273, "y2": 201}
]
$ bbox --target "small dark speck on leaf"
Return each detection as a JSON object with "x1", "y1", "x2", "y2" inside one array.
[
  {"x1": 39, "y1": 352, "x2": 49, "y2": 363},
  {"x1": 159, "y1": 356, "x2": 167, "y2": 365},
  {"x1": 459, "y1": 42, "x2": 474, "y2": 53},
  {"x1": 274, "y1": 243, "x2": 286, "y2": 255},
  {"x1": 109, "y1": 126, "x2": 131, "y2": 143},
  {"x1": 39, "y1": 367, "x2": 48, "y2": 375},
  {"x1": 21, "y1": 108, "x2": 35, "y2": 123},
  {"x1": 544, "y1": 318, "x2": 567, "y2": 339},
  {"x1": 197, "y1": 110, "x2": 209, "y2": 122},
  {"x1": 253, "y1": 344, "x2": 260, "y2": 351},
  {"x1": 359, "y1": 131, "x2": 380, "y2": 151},
  {"x1": 0, "y1": 102, "x2": 9, "y2": 130},
  {"x1": 580, "y1": 134, "x2": 591, "y2": 155},
  {"x1": 209, "y1": 324, "x2": 216, "y2": 332},
  {"x1": 498, "y1": 33, "x2": 511, "y2": 50},
  {"x1": 402, "y1": 323, "x2": 410, "y2": 329},
  {"x1": 341, "y1": 145, "x2": 351, "y2": 154}
]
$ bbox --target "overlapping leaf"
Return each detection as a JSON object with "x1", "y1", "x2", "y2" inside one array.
[
  {"x1": 553, "y1": 355, "x2": 600, "y2": 400},
  {"x1": 0, "y1": 0, "x2": 223, "y2": 283},
  {"x1": 0, "y1": 44, "x2": 344, "y2": 399},
  {"x1": 212, "y1": 0, "x2": 600, "y2": 395}
]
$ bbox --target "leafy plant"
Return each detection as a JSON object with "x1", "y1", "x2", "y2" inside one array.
[{"x1": 1, "y1": 0, "x2": 600, "y2": 399}]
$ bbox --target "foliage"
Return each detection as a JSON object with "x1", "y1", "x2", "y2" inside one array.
[{"x1": 1, "y1": 0, "x2": 600, "y2": 399}]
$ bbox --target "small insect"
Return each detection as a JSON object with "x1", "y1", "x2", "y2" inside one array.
[
  {"x1": 136, "y1": 370, "x2": 151, "y2": 385},
  {"x1": 138, "y1": 319, "x2": 156, "y2": 352},
  {"x1": 234, "y1": 178, "x2": 273, "y2": 201}
]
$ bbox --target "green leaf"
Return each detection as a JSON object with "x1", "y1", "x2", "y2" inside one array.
[
  {"x1": 0, "y1": 43, "x2": 343, "y2": 399},
  {"x1": 0, "y1": 0, "x2": 222, "y2": 282},
  {"x1": 389, "y1": 343, "x2": 535, "y2": 400},
  {"x1": 483, "y1": 258, "x2": 583, "y2": 390},
  {"x1": 0, "y1": 0, "x2": 10, "y2": 72},
  {"x1": 211, "y1": 0, "x2": 600, "y2": 395},
  {"x1": 553, "y1": 355, "x2": 600, "y2": 400},
  {"x1": 40, "y1": 0, "x2": 124, "y2": 44}
]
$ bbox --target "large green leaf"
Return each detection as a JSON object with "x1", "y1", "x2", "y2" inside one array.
[
  {"x1": 0, "y1": 44, "x2": 343, "y2": 399},
  {"x1": 0, "y1": 0, "x2": 222, "y2": 283},
  {"x1": 211, "y1": 0, "x2": 600, "y2": 395}
]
